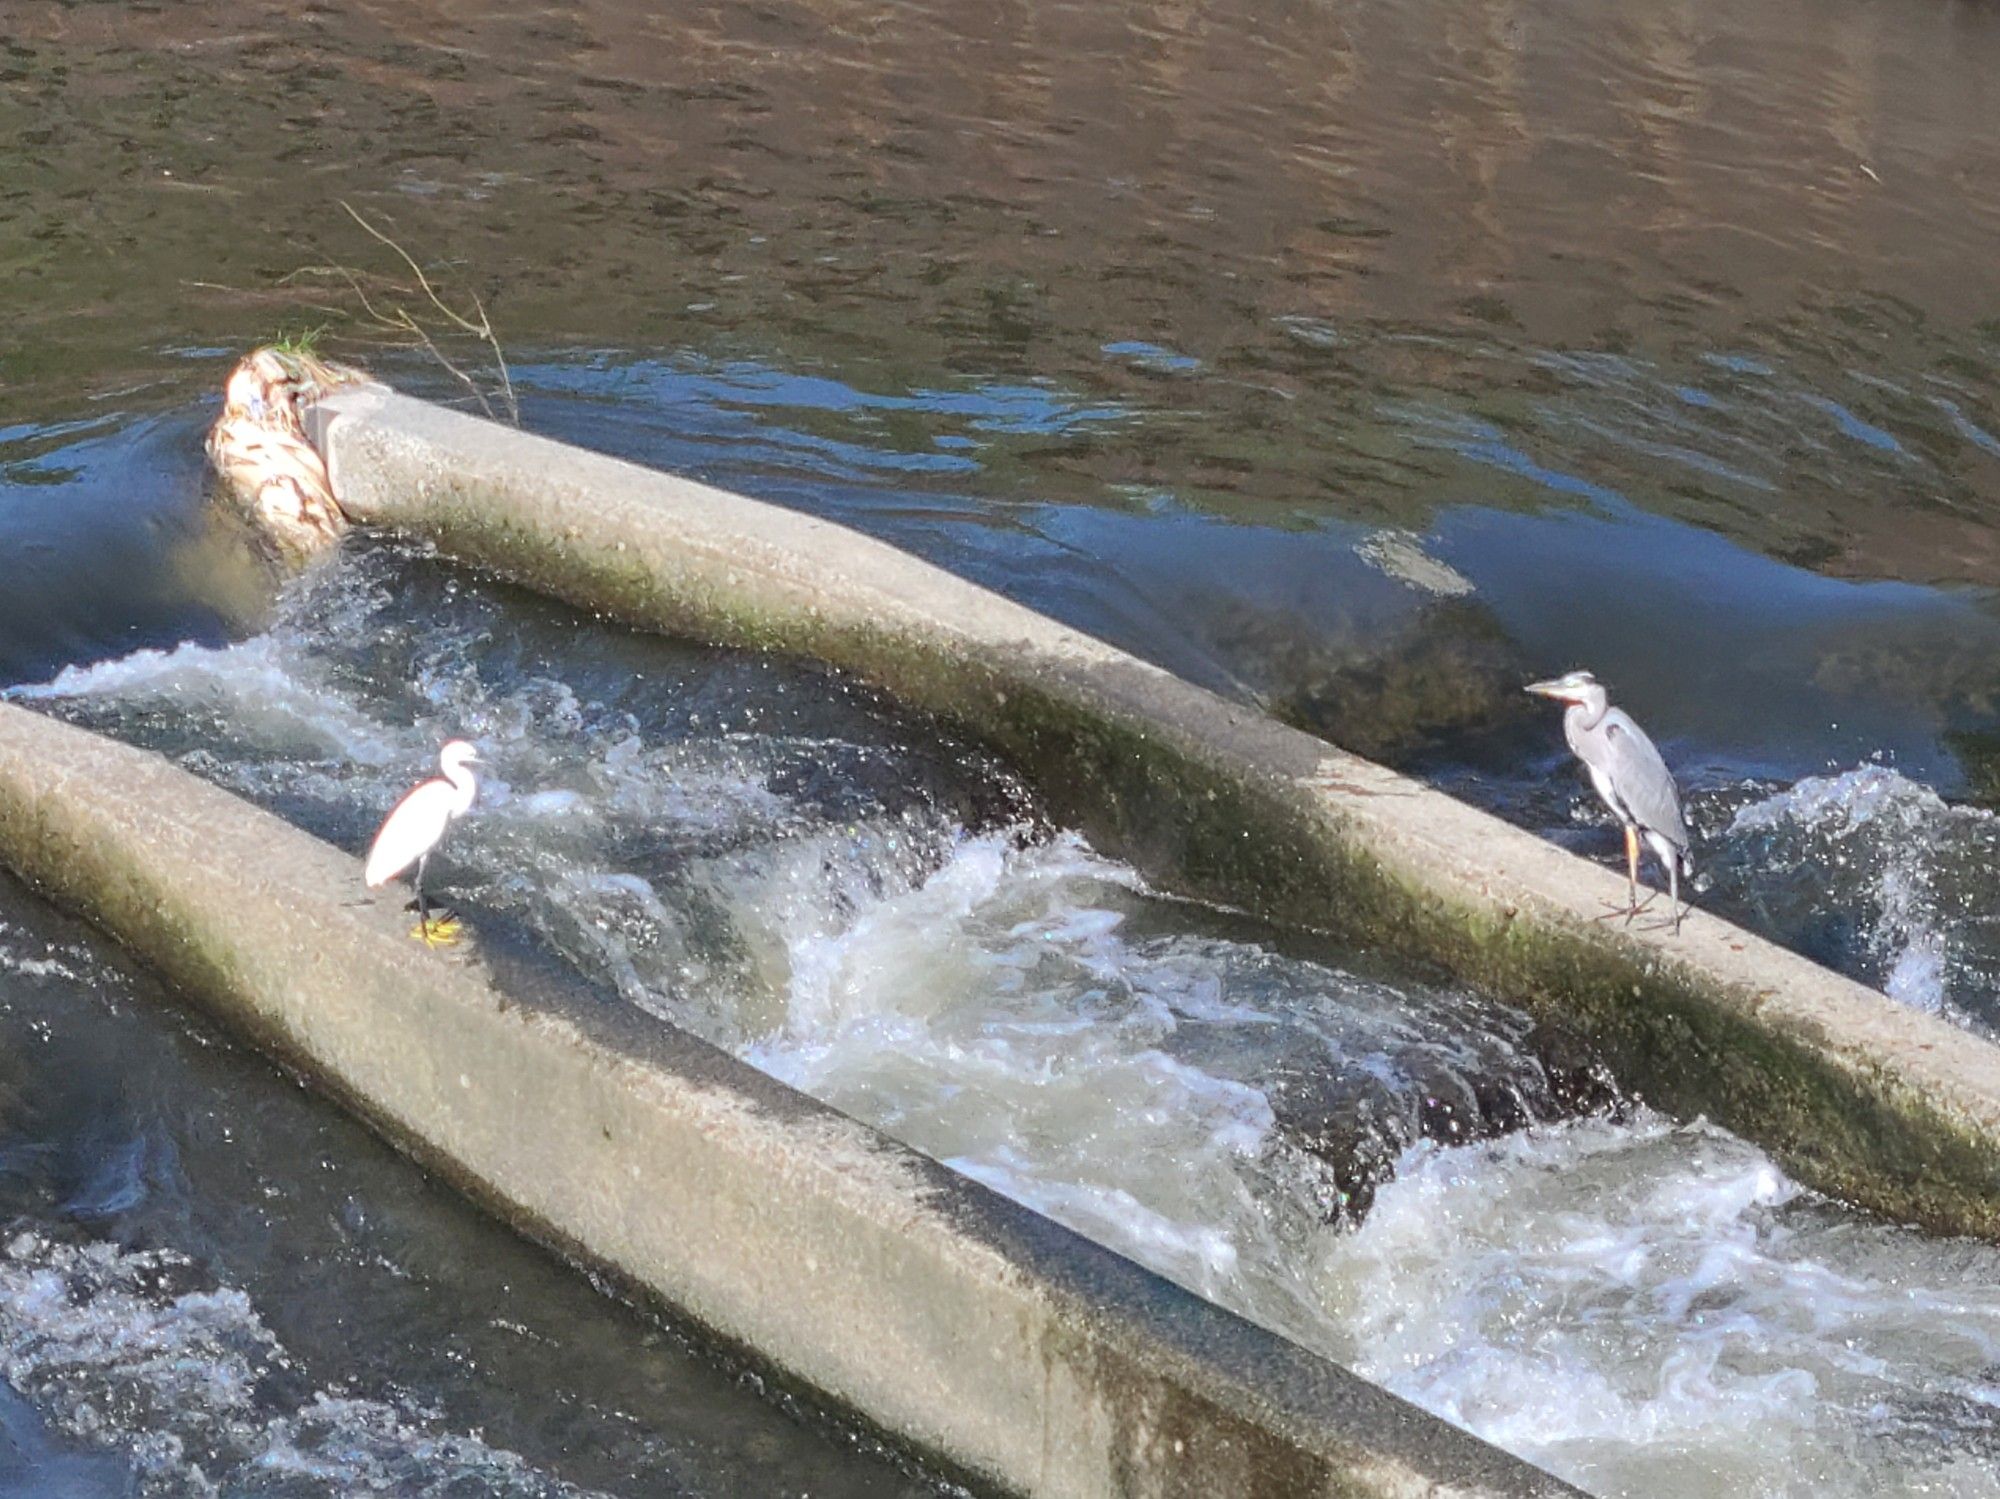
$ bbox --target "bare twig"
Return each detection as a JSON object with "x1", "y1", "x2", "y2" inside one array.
[
  {"x1": 259, "y1": 209, "x2": 519, "y2": 424},
  {"x1": 337, "y1": 201, "x2": 517, "y2": 423},
  {"x1": 395, "y1": 308, "x2": 494, "y2": 419}
]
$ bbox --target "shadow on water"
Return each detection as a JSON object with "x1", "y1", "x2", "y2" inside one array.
[{"x1": 506, "y1": 352, "x2": 2000, "y2": 782}]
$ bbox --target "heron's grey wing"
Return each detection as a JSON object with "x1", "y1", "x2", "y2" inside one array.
[{"x1": 1600, "y1": 710, "x2": 1689, "y2": 851}]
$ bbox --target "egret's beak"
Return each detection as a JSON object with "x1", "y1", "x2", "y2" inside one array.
[{"x1": 1524, "y1": 678, "x2": 1567, "y2": 699}]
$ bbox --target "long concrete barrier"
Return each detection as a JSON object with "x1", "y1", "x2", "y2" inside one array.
[
  {"x1": 0, "y1": 703, "x2": 1571, "y2": 1498},
  {"x1": 304, "y1": 384, "x2": 2000, "y2": 1239}
]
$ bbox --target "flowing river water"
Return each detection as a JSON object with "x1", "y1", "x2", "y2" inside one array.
[{"x1": 6, "y1": 0, "x2": 2000, "y2": 1493}]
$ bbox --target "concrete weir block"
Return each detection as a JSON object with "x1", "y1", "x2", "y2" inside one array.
[
  {"x1": 0, "y1": 704, "x2": 1573, "y2": 1497},
  {"x1": 305, "y1": 386, "x2": 2000, "y2": 1240}
]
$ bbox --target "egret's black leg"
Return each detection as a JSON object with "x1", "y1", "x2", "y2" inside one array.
[{"x1": 415, "y1": 854, "x2": 430, "y2": 940}]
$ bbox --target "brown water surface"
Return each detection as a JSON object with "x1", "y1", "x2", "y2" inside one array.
[{"x1": 7, "y1": 0, "x2": 2000, "y2": 760}]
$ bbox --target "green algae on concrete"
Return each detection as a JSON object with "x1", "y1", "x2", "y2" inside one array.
[
  {"x1": 306, "y1": 384, "x2": 2000, "y2": 1241},
  {"x1": 0, "y1": 702, "x2": 1573, "y2": 1499}
]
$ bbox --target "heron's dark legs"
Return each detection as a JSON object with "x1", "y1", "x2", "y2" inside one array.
[
  {"x1": 1668, "y1": 856, "x2": 1683, "y2": 935},
  {"x1": 414, "y1": 854, "x2": 430, "y2": 940}
]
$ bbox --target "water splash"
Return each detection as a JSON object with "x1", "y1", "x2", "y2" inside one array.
[
  {"x1": 1329, "y1": 1114, "x2": 2000, "y2": 1498},
  {"x1": 0, "y1": 1231, "x2": 604, "y2": 1497},
  {"x1": 1714, "y1": 764, "x2": 2000, "y2": 1029}
]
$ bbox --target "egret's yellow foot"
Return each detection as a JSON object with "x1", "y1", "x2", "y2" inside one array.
[{"x1": 411, "y1": 914, "x2": 463, "y2": 947}]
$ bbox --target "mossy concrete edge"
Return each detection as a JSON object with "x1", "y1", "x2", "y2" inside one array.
[
  {"x1": 310, "y1": 384, "x2": 2000, "y2": 1239},
  {"x1": 0, "y1": 703, "x2": 1572, "y2": 1499}
]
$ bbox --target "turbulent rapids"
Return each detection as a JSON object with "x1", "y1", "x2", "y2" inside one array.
[
  {"x1": 0, "y1": 1228, "x2": 605, "y2": 1498},
  {"x1": 16, "y1": 542, "x2": 2000, "y2": 1498}
]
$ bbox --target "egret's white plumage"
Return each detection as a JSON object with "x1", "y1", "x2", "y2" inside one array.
[{"x1": 365, "y1": 741, "x2": 481, "y2": 936}]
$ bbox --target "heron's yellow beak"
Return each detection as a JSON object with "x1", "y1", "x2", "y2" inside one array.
[{"x1": 1524, "y1": 679, "x2": 1566, "y2": 698}]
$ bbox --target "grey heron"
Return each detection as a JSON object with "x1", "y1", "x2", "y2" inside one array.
[
  {"x1": 365, "y1": 739, "x2": 483, "y2": 944},
  {"x1": 1526, "y1": 670, "x2": 1691, "y2": 931}
]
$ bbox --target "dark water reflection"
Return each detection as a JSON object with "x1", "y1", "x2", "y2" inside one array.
[{"x1": 509, "y1": 353, "x2": 2000, "y2": 794}]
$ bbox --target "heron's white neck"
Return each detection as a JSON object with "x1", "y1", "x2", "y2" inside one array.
[{"x1": 1565, "y1": 690, "x2": 1610, "y2": 731}]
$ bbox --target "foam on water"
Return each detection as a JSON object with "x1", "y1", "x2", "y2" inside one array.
[
  {"x1": 0, "y1": 1230, "x2": 603, "y2": 1497},
  {"x1": 0, "y1": 917, "x2": 95, "y2": 986},
  {"x1": 24, "y1": 545, "x2": 2000, "y2": 1495},
  {"x1": 1327, "y1": 1114, "x2": 2000, "y2": 1497},
  {"x1": 11, "y1": 566, "x2": 407, "y2": 773}
]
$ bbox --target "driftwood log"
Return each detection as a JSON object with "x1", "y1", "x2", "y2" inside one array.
[{"x1": 205, "y1": 347, "x2": 368, "y2": 561}]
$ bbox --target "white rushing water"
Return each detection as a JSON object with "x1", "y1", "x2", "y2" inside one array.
[
  {"x1": 0, "y1": 1226, "x2": 602, "y2": 1499},
  {"x1": 1714, "y1": 764, "x2": 2000, "y2": 1031},
  {"x1": 19, "y1": 545, "x2": 2000, "y2": 1496},
  {"x1": 1335, "y1": 1117, "x2": 2000, "y2": 1496}
]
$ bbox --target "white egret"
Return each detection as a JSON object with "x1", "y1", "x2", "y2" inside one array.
[
  {"x1": 364, "y1": 739, "x2": 483, "y2": 944},
  {"x1": 1526, "y1": 670, "x2": 1692, "y2": 931}
]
